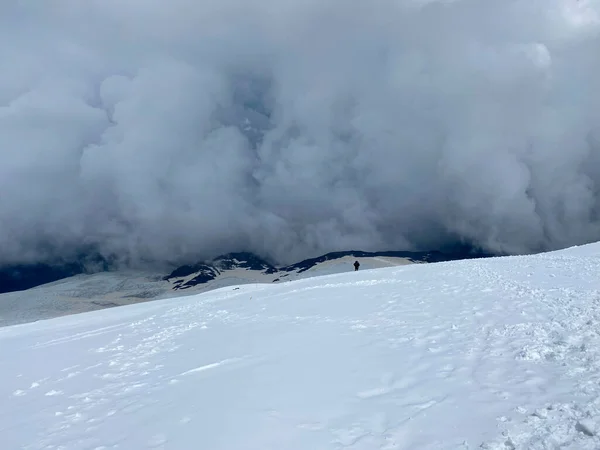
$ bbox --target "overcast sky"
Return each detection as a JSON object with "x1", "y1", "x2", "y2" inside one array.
[{"x1": 1, "y1": 0, "x2": 599, "y2": 267}]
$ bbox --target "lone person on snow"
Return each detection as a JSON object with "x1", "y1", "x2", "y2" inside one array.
[{"x1": 353, "y1": 260, "x2": 360, "y2": 271}]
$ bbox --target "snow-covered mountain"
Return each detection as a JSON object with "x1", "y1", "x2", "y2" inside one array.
[
  {"x1": 162, "y1": 250, "x2": 467, "y2": 290},
  {"x1": 0, "y1": 249, "x2": 483, "y2": 296},
  {"x1": 2, "y1": 243, "x2": 600, "y2": 449},
  {"x1": 0, "y1": 250, "x2": 483, "y2": 327}
]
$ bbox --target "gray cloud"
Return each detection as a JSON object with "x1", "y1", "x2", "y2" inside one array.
[{"x1": 1, "y1": 0, "x2": 600, "y2": 267}]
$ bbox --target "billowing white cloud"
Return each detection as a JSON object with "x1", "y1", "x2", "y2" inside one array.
[{"x1": 1, "y1": 0, "x2": 599, "y2": 266}]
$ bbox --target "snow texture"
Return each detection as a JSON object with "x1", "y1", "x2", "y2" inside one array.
[{"x1": 3, "y1": 243, "x2": 600, "y2": 448}]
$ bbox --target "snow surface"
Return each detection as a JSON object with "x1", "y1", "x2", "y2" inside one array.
[
  {"x1": 3, "y1": 244, "x2": 600, "y2": 448},
  {"x1": 0, "y1": 256, "x2": 413, "y2": 327}
]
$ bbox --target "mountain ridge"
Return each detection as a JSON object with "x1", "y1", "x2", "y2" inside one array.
[
  {"x1": 0, "y1": 248, "x2": 492, "y2": 296},
  {"x1": 162, "y1": 249, "x2": 493, "y2": 291}
]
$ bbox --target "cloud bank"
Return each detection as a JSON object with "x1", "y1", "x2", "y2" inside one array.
[{"x1": 1, "y1": 0, "x2": 600, "y2": 267}]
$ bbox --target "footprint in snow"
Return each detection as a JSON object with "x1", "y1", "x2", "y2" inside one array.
[{"x1": 45, "y1": 390, "x2": 63, "y2": 396}]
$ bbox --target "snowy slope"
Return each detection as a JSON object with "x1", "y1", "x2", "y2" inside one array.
[
  {"x1": 165, "y1": 254, "x2": 415, "y2": 290},
  {"x1": 0, "y1": 271, "x2": 171, "y2": 328},
  {"x1": 3, "y1": 244, "x2": 600, "y2": 449},
  {"x1": 0, "y1": 254, "x2": 414, "y2": 327}
]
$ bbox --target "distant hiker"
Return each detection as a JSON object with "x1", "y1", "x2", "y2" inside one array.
[{"x1": 354, "y1": 261, "x2": 360, "y2": 271}]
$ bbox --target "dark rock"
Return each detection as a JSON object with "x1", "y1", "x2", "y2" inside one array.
[
  {"x1": 173, "y1": 265, "x2": 220, "y2": 290},
  {"x1": 164, "y1": 252, "x2": 278, "y2": 290},
  {"x1": 163, "y1": 263, "x2": 211, "y2": 280},
  {"x1": 213, "y1": 252, "x2": 277, "y2": 273}
]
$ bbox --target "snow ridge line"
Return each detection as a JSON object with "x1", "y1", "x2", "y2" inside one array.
[{"x1": 31, "y1": 322, "x2": 134, "y2": 349}]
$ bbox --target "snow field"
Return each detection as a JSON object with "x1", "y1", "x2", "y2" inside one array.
[{"x1": 2, "y1": 245, "x2": 600, "y2": 448}]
